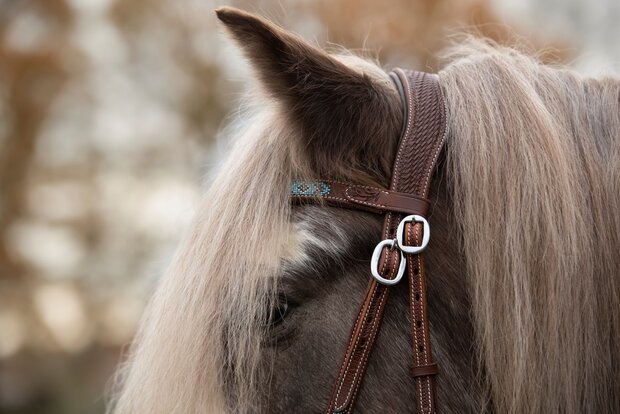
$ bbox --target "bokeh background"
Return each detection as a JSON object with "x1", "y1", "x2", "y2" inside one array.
[{"x1": 0, "y1": 0, "x2": 618, "y2": 413}]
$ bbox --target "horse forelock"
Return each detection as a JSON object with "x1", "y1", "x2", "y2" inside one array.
[{"x1": 108, "y1": 101, "x2": 299, "y2": 412}]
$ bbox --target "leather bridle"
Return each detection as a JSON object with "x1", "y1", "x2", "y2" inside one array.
[{"x1": 290, "y1": 69, "x2": 447, "y2": 413}]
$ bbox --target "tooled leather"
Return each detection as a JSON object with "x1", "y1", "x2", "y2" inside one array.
[
  {"x1": 391, "y1": 69, "x2": 447, "y2": 197},
  {"x1": 325, "y1": 69, "x2": 446, "y2": 414}
]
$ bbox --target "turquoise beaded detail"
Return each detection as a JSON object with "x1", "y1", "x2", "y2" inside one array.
[{"x1": 290, "y1": 180, "x2": 331, "y2": 197}]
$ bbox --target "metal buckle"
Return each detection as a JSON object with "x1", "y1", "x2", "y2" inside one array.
[
  {"x1": 370, "y1": 239, "x2": 406, "y2": 286},
  {"x1": 370, "y1": 215, "x2": 430, "y2": 286},
  {"x1": 396, "y1": 214, "x2": 430, "y2": 254}
]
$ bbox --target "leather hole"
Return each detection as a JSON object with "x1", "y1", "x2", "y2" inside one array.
[
  {"x1": 366, "y1": 315, "x2": 373, "y2": 324},
  {"x1": 418, "y1": 345, "x2": 424, "y2": 353},
  {"x1": 416, "y1": 320, "x2": 422, "y2": 328},
  {"x1": 415, "y1": 293, "x2": 421, "y2": 301},
  {"x1": 359, "y1": 337, "x2": 367, "y2": 347},
  {"x1": 413, "y1": 267, "x2": 419, "y2": 275}
]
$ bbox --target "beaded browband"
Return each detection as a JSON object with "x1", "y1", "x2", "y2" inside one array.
[
  {"x1": 289, "y1": 69, "x2": 447, "y2": 414},
  {"x1": 291, "y1": 179, "x2": 430, "y2": 217}
]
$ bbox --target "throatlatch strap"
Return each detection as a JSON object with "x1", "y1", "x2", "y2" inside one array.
[{"x1": 324, "y1": 69, "x2": 447, "y2": 414}]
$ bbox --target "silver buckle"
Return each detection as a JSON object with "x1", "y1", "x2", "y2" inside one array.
[
  {"x1": 370, "y1": 215, "x2": 430, "y2": 286},
  {"x1": 396, "y1": 214, "x2": 430, "y2": 254},
  {"x1": 370, "y1": 239, "x2": 406, "y2": 286}
]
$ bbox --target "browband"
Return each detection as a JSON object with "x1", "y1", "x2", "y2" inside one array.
[
  {"x1": 289, "y1": 69, "x2": 447, "y2": 413},
  {"x1": 291, "y1": 180, "x2": 431, "y2": 216}
]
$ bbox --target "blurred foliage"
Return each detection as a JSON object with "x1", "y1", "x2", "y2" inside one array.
[{"x1": 0, "y1": 0, "x2": 616, "y2": 413}]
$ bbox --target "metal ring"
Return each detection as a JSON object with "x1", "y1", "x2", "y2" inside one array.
[
  {"x1": 370, "y1": 239, "x2": 406, "y2": 286},
  {"x1": 396, "y1": 214, "x2": 430, "y2": 254}
]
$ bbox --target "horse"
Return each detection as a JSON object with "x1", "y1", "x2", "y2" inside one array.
[{"x1": 109, "y1": 7, "x2": 620, "y2": 414}]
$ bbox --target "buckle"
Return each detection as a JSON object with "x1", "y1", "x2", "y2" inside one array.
[
  {"x1": 370, "y1": 239, "x2": 406, "y2": 286},
  {"x1": 396, "y1": 214, "x2": 430, "y2": 254},
  {"x1": 370, "y1": 215, "x2": 430, "y2": 286}
]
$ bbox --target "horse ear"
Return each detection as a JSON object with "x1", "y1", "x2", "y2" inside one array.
[{"x1": 215, "y1": 7, "x2": 402, "y2": 183}]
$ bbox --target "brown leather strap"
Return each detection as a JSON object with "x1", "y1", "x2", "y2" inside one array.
[
  {"x1": 406, "y1": 222, "x2": 437, "y2": 413},
  {"x1": 291, "y1": 180, "x2": 431, "y2": 216},
  {"x1": 324, "y1": 69, "x2": 447, "y2": 414}
]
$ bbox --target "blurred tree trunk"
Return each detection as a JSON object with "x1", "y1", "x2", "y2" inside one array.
[{"x1": 0, "y1": 1, "x2": 70, "y2": 279}]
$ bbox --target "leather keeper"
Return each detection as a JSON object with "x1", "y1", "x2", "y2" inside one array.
[{"x1": 411, "y1": 362, "x2": 439, "y2": 377}]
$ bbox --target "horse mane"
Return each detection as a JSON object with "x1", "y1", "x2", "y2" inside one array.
[
  {"x1": 108, "y1": 35, "x2": 620, "y2": 414},
  {"x1": 441, "y1": 38, "x2": 620, "y2": 412},
  {"x1": 108, "y1": 99, "x2": 303, "y2": 412}
]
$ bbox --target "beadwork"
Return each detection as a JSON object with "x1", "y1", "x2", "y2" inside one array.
[{"x1": 290, "y1": 180, "x2": 331, "y2": 197}]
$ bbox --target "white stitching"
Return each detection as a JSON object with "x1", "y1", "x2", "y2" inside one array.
[
  {"x1": 407, "y1": 224, "x2": 425, "y2": 411},
  {"x1": 332, "y1": 286, "x2": 372, "y2": 407},
  {"x1": 417, "y1": 256, "x2": 432, "y2": 412},
  {"x1": 334, "y1": 240, "x2": 399, "y2": 410},
  {"x1": 344, "y1": 186, "x2": 428, "y2": 214},
  {"x1": 411, "y1": 224, "x2": 433, "y2": 413},
  {"x1": 421, "y1": 74, "x2": 448, "y2": 198},
  {"x1": 344, "y1": 186, "x2": 390, "y2": 209},
  {"x1": 333, "y1": 285, "x2": 384, "y2": 410},
  {"x1": 335, "y1": 288, "x2": 388, "y2": 412}
]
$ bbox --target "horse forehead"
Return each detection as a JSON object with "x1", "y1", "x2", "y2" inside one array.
[
  {"x1": 279, "y1": 207, "x2": 349, "y2": 266},
  {"x1": 280, "y1": 206, "x2": 381, "y2": 270}
]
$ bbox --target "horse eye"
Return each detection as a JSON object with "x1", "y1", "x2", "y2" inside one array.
[{"x1": 268, "y1": 296, "x2": 289, "y2": 327}]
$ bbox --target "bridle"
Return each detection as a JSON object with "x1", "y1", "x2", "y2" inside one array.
[
  {"x1": 290, "y1": 69, "x2": 447, "y2": 413},
  {"x1": 291, "y1": 69, "x2": 446, "y2": 413}
]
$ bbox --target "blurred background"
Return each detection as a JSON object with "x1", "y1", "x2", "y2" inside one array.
[{"x1": 0, "y1": 0, "x2": 618, "y2": 413}]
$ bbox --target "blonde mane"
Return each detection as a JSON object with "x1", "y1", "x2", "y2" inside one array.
[
  {"x1": 109, "y1": 38, "x2": 620, "y2": 413},
  {"x1": 108, "y1": 98, "x2": 309, "y2": 412},
  {"x1": 441, "y1": 39, "x2": 620, "y2": 412}
]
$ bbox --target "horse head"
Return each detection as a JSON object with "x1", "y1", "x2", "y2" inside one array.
[{"x1": 110, "y1": 7, "x2": 620, "y2": 414}]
